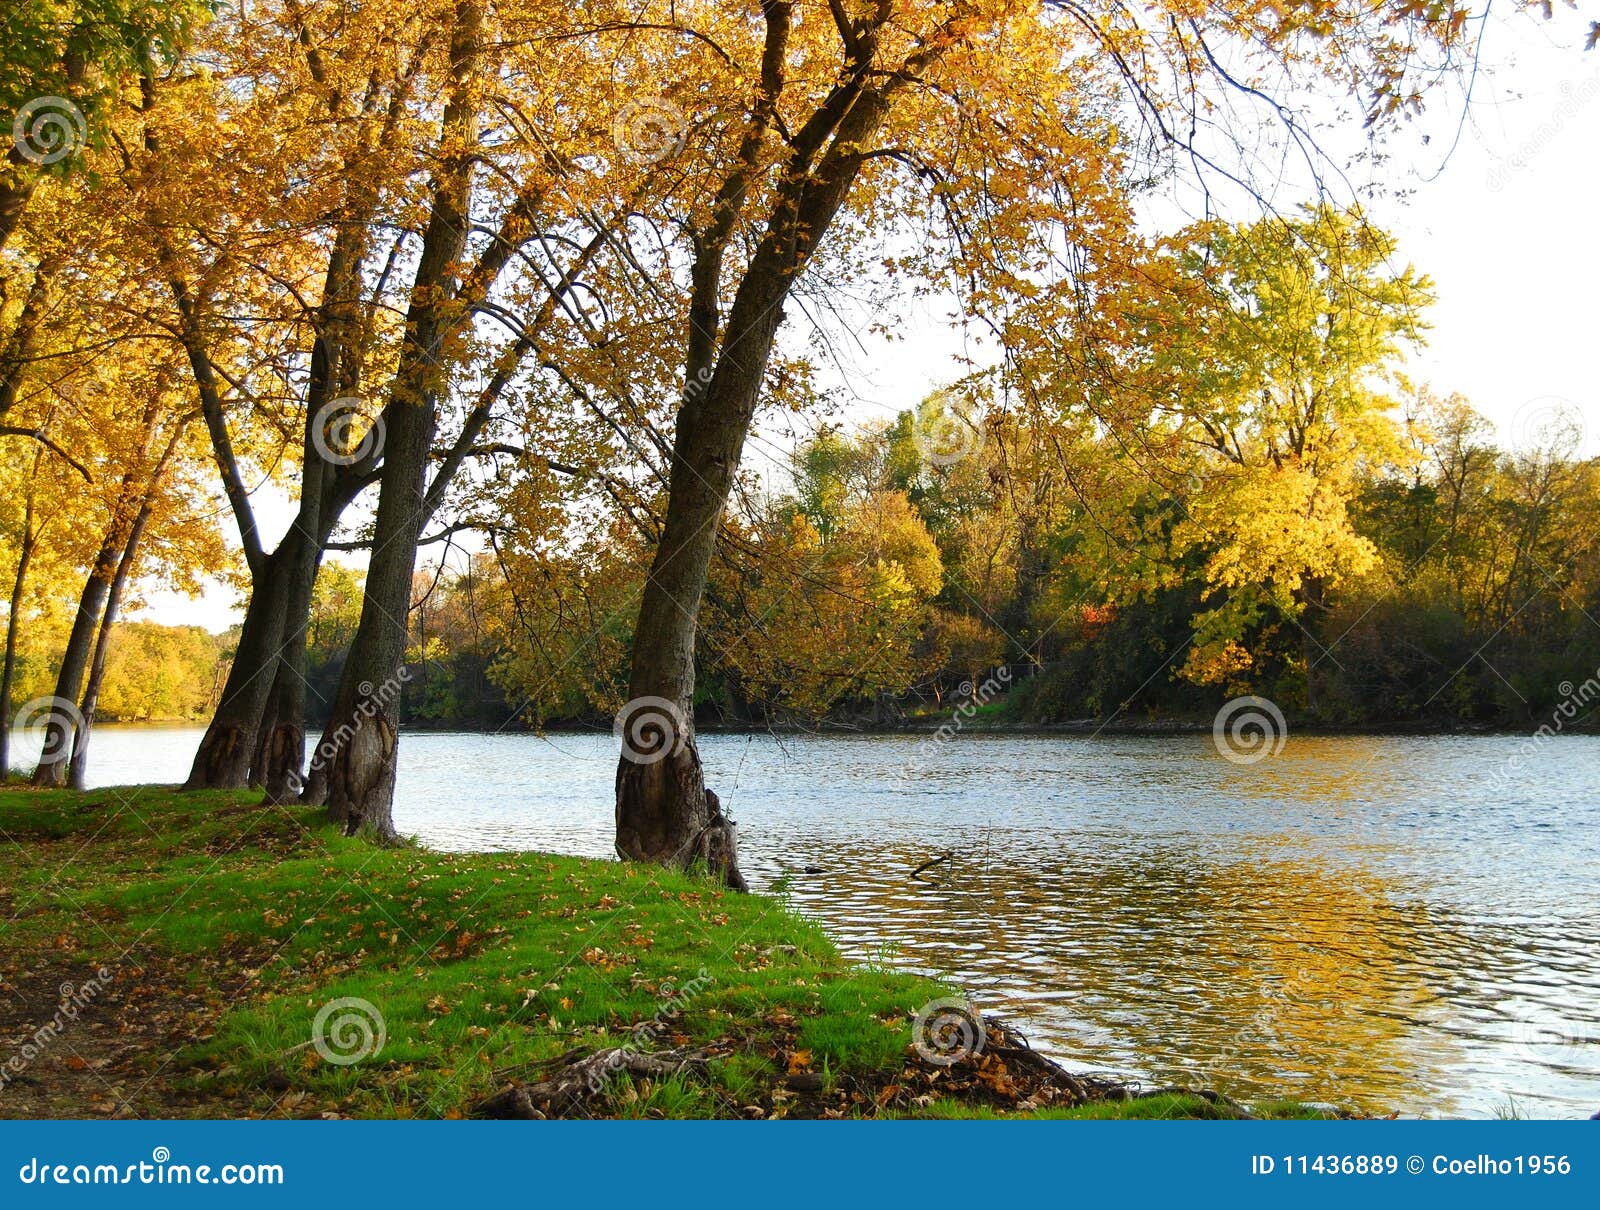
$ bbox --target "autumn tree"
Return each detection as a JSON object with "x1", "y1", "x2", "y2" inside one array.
[
  {"x1": 1, "y1": 1, "x2": 208, "y2": 251},
  {"x1": 1123, "y1": 208, "x2": 1432, "y2": 697},
  {"x1": 297, "y1": 0, "x2": 651, "y2": 835},
  {"x1": 592, "y1": 0, "x2": 1486, "y2": 887}
]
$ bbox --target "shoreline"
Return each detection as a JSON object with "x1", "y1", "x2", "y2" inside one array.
[
  {"x1": 68, "y1": 719, "x2": 1600, "y2": 740},
  {"x1": 0, "y1": 784, "x2": 1342, "y2": 1121}
]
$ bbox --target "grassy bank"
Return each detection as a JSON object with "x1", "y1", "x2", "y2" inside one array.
[{"x1": 1, "y1": 785, "x2": 1324, "y2": 1120}]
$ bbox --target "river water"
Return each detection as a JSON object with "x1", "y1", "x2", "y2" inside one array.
[{"x1": 21, "y1": 724, "x2": 1600, "y2": 1118}]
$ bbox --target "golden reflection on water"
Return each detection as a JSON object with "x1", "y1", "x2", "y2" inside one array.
[
  {"x1": 59, "y1": 727, "x2": 1600, "y2": 1115},
  {"x1": 765, "y1": 734, "x2": 1600, "y2": 1118},
  {"x1": 782, "y1": 840, "x2": 1462, "y2": 1113}
]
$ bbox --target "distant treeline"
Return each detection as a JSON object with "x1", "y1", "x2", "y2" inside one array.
[
  {"x1": 5, "y1": 621, "x2": 226, "y2": 725},
  {"x1": 316, "y1": 390, "x2": 1597, "y2": 736}
]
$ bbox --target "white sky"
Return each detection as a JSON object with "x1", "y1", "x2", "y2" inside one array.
[{"x1": 140, "y1": 10, "x2": 1600, "y2": 634}]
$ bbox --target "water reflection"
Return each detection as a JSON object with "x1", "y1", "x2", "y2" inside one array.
[{"x1": 29, "y1": 724, "x2": 1600, "y2": 1117}]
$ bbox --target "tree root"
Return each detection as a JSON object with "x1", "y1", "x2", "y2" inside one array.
[{"x1": 474, "y1": 1046, "x2": 708, "y2": 1119}]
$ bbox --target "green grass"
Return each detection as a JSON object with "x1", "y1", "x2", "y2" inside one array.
[{"x1": 0, "y1": 785, "x2": 1324, "y2": 1120}]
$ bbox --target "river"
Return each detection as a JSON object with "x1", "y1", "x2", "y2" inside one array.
[{"x1": 15, "y1": 724, "x2": 1600, "y2": 1118}]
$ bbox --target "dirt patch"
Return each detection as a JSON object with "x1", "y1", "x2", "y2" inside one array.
[{"x1": 0, "y1": 951, "x2": 255, "y2": 1119}]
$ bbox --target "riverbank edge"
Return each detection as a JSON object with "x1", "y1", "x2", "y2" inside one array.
[
  {"x1": 0, "y1": 784, "x2": 1337, "y2": 1121},
  {"x1": 59, "y1": 715, "x2": 1597, "y2": 741}
]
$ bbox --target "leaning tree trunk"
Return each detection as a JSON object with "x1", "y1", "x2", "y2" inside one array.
[
  {"x1": 616, "y1": 375, "x2": 761, "y2": 890},
  {"x1": 254, "y1": 534, "x2": 323, "y2": 803},
  {"x1": 68, "y1": 499, "x2": 152, "y2": 789},
  {"x1": 0, "y1": 151, "x2": 39, "y2": 257},
  {"x1": 31, "y1": 519, "x2": 125, "y2": 786},
  {"x1": 317, "y1": 395, "x2": 434, "y2": 839},
  {"x1": 611, "y1": 17, "x2": 896, "y2": 888},
  {"x1": 0, "y1": 483, "x2": 38, "y2": 777},
  {"x1": 316, "y1": 0, "x2": 479, "y2": 838},
  {"x1": 184, "y1": 553, "x2": 290, "y2": 789},
  {"x1": 615, "y1": 274, "x2": 791, "y2": 892}
]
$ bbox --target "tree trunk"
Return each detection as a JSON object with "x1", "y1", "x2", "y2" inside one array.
[
  {"x1": 0, "y1": 481, "x2": 38, "y2": 777},
  {"x1": 31, "y1": 522, "x2": 124, "y2": 786},
  {"x1": 1298, "y1": 575, "x2": 1326, "y2": 716},
  {"x1": 254, "y1": 537, "x2": 322, "y2": 803},
  {"x1": 615, "y1": 295, "x2": 786, "y2": 891},
  {"x1": 184, "y1": 556, "x2": 289, "y2": 789},
  {"x1": 0, "y1": 153, "x2": 38, "y2": 256},
  {"x1": 314, "y1": 0, "x2": 481, "y2": 839},
  {"x1": 68, "y1": 500, "x2": 152, "y2": 789},
  {"x1": 612, "y1": 19, "x2": 899, "y2": 888},
  {"x1": 317, "y1": 395, "x2": 432, "y2": 839},
  {"x1": 0, "y1": 256, "x2": 58, "y2": 422}
]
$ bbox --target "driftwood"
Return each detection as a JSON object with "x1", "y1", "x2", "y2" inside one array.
[
  {"x1": 910, "y1": 851, "x2": 953, "y2": 879},
  {"x1": 474, "y1": 1046, "x2": 708, "y2": 1119}
]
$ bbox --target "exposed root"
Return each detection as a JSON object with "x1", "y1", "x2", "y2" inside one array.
[
  {"x1": 470, "y1": 1014, "x2": 1282, "y2": 1121},
  {"x1": 475, "y1": 1046, "x2": 709, "y2": 1119}
]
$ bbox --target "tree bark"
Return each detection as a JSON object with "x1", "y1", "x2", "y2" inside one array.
[
  {"x1": 0, "y1": 472, "x2": 39, "y2": 777},
  {"x1": 0, "y1": 152, "x2": 39, "y2": 256},
  {"x1": 0, "y1": 255, "x2": 58, "y2": 422},
  {"x1": 187, "y1": 460, "x2": 354, "y2": 793},
  {"x1": 253, "y1": 536, "x2": 323, "y2": 803},
  {"x1": 184, "y1": 553, "x2": 290, "y2": 789},
  {"x1": 314, "y1": 0, "x2": 482, "y2": 839},
  {"x1": 316, "y1": 386, "x2": 434, "y2": 838},
  {"x1": 616, "y1": 18, "x2": 902, "y2": 889},
  {"x1": 68, "y1": 496, "x2": 153, "y2": 789},
  {"x1": 615, "y1": 343, "x2": 780, "y2": 889},
  {"x1": 30, "y1": 512, "x2": 127, "y2": 786}
]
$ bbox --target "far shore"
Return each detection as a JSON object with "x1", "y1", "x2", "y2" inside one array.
[{"x1": 65, "y1": 718, "x2": 1600, "y2": 739}]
